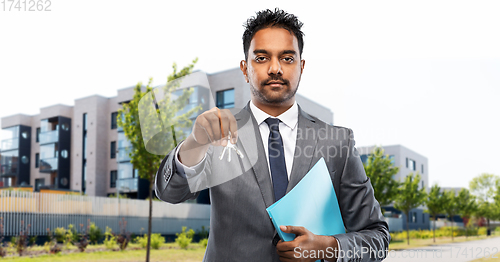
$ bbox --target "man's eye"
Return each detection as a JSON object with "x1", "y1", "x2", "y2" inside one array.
[
  {"x1": 255, "y1": 57, "x2": 267, "y2": 62},
  {"x1": 282, "y1": 57, "x2": 294, "y2": 63}
]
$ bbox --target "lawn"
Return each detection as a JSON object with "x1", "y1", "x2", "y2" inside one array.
[
  {"x1": 389, "y1": 235, "x2": 491, "y2": 250},
  {"x1": 1, "y1": 243, "x2": 206, "y2": 262}
]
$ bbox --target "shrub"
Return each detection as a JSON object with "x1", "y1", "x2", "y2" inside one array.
[
  {"x1": 0, "y1": 217, "x2": 5, "y2": 257},
  {"x1": 88, "y1": 222, "x2": 103, "y2": 244},
  {"x1": 115, "y1": 218, "x2": 131, "y2": 251},
  {"x1": 54, "y1": 227, "x2": 67, "y2": 243},
  {"x1": 103, "y1": 227, "x2": 117, "y2": 251},
  {"x1": 478, "y1": 227, "x2": 487, "y2": 235},
  {"x1": 15, "y1": 221, "x2": 31, "y2": 256},
  {"x1": 135, "y1": 234, "x2": 165, "y2": 250},
  {"x1": 175, "y1": 227, "x2": 195, "y2": 249},
  {"x1": 199, "y1": 238, "x2": 208, "y2": 248},
  {"x1": 197, "y1": 226, "x2": 209, "y2": 239}
]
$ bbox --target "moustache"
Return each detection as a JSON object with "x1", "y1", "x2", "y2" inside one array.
[{"x1": 261, "y1": 76, "x2": 289, "y2": 86}]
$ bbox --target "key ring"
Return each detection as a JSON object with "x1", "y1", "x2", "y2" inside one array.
[{"x1": 217, "y1": 108, "x2": 244, "y2": 162}]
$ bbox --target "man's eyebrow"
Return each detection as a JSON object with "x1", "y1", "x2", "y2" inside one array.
[
  {"x1": 252, "y1": 49, "x2": 297, "y2": 56},
  {"x1": 253, "y1": 49, "x2": 268, "y2": 55},
  {"x1": 280, "y1": 50, "x2": 297, "y2": 56}
]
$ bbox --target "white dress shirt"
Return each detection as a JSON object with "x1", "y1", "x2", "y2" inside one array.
[{"x1": 249, "y1": 101, "x2": 298, "y2": 180}]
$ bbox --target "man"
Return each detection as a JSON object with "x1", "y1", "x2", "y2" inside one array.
[{"x1": 155, "y1": 8, "x2": 390, "y2": 262}]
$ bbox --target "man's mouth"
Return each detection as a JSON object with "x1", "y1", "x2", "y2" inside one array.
[{"x1": 266, "y1": 81, "x2": 285, "y2": 87}]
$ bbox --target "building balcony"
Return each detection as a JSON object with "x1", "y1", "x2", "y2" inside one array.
[
  {"x1": 117, "y1": 147, "x2": 132, "y2": 162},
  {"x1": 39, "y1": 130, "x2": 59, "y2": 145},
  {"x1": 116, "y1": 178, "x2": 138, "y2": 192},
  {"x1": 0, "y1": 164, "x2": 18, "y2": 177},
  {"x1": 39, "y1": 157, "x2": 58, "y2": 172},
  {"x1": 1, "y1": 138, "x2": 19, "y2": 151}
]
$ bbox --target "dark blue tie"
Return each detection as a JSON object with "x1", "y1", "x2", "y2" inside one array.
[{"x1": 264, "y1": 118, "x2": 288, "y2": 202}]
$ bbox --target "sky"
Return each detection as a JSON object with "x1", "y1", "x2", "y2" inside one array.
[{"x1": 1, "y1": 0, "x2": 499, "y2": 189}]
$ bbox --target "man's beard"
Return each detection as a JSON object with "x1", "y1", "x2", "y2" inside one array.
[{"x1": 250, "y1": 75, "x2": 299, "y2": 104}]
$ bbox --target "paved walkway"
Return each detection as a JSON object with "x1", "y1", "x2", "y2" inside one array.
[{"x1": 383, "y1": 237, "x2": 500, "y2": 262}]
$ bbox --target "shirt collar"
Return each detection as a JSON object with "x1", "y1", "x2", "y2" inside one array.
[{"x1": 249, "y1": 100, "x2": 299, "y2": 130}]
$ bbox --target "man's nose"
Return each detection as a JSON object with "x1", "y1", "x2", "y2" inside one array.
[{"x1": 268, "y1": 58, "x2": 283, "y2": 75}]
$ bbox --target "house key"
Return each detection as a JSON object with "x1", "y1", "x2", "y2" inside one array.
[
  {"x1": 219, "y1": 133, "x2": 244, "y2": 162},
  {"x1": 217, "y1": 108, "x2": 244, "y2": 162}
]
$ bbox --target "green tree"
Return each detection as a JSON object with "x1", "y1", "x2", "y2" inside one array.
[
  {"x1": 117, "y1": 58, "x2": 199, "y2": 262},
  {"x1": 469, "y1": 173, "x2": 500, "y2": 234},
  {"x1": 424, "y1": 184, "x2": 445, "y2": 243},
  {"x1": 394, "y1": 173, "x2": 427, "y2": 245},
  {"x1": 442, "y1": 190, "x2": 459, "y2": 241},
  {"x1": 455, "y1": 188, "x2": 477, "y2": 239},
  {"x1": 363, "y1": 146, "x2": 400, "y2": 208}
]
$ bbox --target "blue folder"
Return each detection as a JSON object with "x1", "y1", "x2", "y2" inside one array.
[{"x1": 266, "y1": 158, "x2": 345, "y2": 242}]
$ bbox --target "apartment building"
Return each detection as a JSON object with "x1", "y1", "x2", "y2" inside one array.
[
  {"x1": 357, "y1": 144, "x2": 430, "y2": 230},
  {"x1": 0, "y1": 68, "x2": 333, "y2": 198}
]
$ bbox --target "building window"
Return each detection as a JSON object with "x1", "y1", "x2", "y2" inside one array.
[
  {"x1": 406, "y1": 158, "x2": 416, "y2": 171},
  {"x1": 421, "y1": 181, "x2": 424, "y2": 189},
  {"x1": 35, "y1": 153, "x2": 39, "y2": 168},
  {"x1": 35, "y1": 178, "x2": 45, "y2": 192},
  {"x1": 422, "y1": 213, "x2": 425, "y2": 224},
  {"x1": 216, "y1": 89, "x2": 235, "y2": 109},
  {"x1": 421, "y1": 164, "x2": 424, "y2": 174},
  {"x1": 36, "y1": 128, "x2": 41, "y2": 142},
  {"x1": 360, "y1": 154, "x2": 368, "y2": 164},
  {"x1": 110, "y1": 170, "x2": 117, "y2": 188},
  {"x1": 82, "y1": 113, "x2": 87, "y2": 194},
  {"x1": 111, "y1": 112, "x2": 118, "y2": 129},
  {"x1": 411, "y1": 212, "x2": 417, "y2": 223},
  {"x1": 110, "y1": 141, "x2": 116, "y2": 159}
]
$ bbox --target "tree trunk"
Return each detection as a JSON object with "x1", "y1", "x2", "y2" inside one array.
[
  {"x1": 406, "y1": 211, "x2": 410, "y2": 245},
  {"x1": 450, "y1": 215, "x2": 454, "y2": 241},
  {"x1": 465, "y1": 216, "x2": 468, "y2": 239},
  {"x1": 145, "y1": 175, "x2": 153, "y2": 262},
  {"x1": 433, "y1": 215, "x2": 436, "y2": 243},
  {"x1": 487, "y1": 218, "x2": 490, "y2": 236}
]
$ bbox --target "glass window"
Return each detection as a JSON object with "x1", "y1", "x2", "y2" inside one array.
[
  {"x1": 21, "y1": 131, "x2": 29, "y2": 139},
  {"x1": 61, "y1": 150, "x2": 68, "y2": 159},
  {"x1": 35, "y1": 178, "x2": 45, "y2": 192},
  {"x1": 83, "y1": 113, "x2": 88, "y2": 131},
  {"x1": 40, "y1": 144, "x2": 57, "y2": 159},
  {"x1": 111, "y1": 112, "x2": 118, "y2": 129},
  {"x1": 21, "y1": 156, "x2": 29, "y2": 164},
  {"x1": 216, "y1": 89, "x2": 235, "y2": 109},
  {"x1": 118, "y1": 162, "x2": 134, "y2": 179},
  {"x1": 360, "y1": 154, "x2": 368, "y2": 164},
  {"x1": 36, "y1": 128, "x2": 41, "y2": 143},
  {"x1": 35, "y1": 153, "x2": 39, "y2": 168},
  {"x1": 406, "y1": 158, "x2": 416, "y2": 171},
  {"x1": 110, "y1": 170, "x2": 117, "y2": 188},
  {"x1": 110, "y1": 141, "x2": 116, "y2": 159},
  {"x1": 421, "y1": 164, "x2": 424, "y2": 174}
]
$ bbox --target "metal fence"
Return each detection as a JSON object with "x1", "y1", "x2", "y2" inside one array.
[{"x1": 0, "y1": 190, "x2": 210, "y2": 236}]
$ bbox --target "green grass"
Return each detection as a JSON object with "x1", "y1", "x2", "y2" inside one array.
[
  {"x1": 389, "y1": 235, "x2": 493, "y2": 250},
  {"x1": 1, "y1": 243, "x2": 206, "y2": 262}
]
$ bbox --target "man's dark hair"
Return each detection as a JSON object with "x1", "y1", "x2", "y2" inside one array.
[{"x1": 242, "y1": 8, "x2": 304, "y2": 61}]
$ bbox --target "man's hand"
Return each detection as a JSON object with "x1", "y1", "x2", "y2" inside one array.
[
  {"x1": 276, "y1": 226, "x2": 338, "y2": 262},
  {"x1": 179, "y1": 107, "x2": 238, "y2": 166}
]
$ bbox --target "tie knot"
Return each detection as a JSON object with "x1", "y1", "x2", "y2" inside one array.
[{"x1": 264, "y1": 118, "x2": 280, "y2": 131}]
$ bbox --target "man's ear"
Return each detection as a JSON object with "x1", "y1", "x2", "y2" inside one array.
[
  {"x1": 240, "y1": 60, "x2": 249, "y2": 83},
  {"x1": 300, "y1": 59, "x2": 305, "y2": 74}
]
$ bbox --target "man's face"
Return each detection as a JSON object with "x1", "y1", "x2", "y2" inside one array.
[{"x1": 240, "y1": 27, "x2": 305, "y2": 106}]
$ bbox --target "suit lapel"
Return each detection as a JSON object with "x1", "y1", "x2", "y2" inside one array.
[
  {"x1": 286, "y1": 106, "x2": 318, "y2": 193},
  {"x1": 235, "y1": 105, "x2": 274, "y2": 208}
]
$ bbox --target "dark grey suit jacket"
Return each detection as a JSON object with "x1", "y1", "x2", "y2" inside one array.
[{"x1": 155, "y1": 105, "x2": 390, "y2": 262}]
